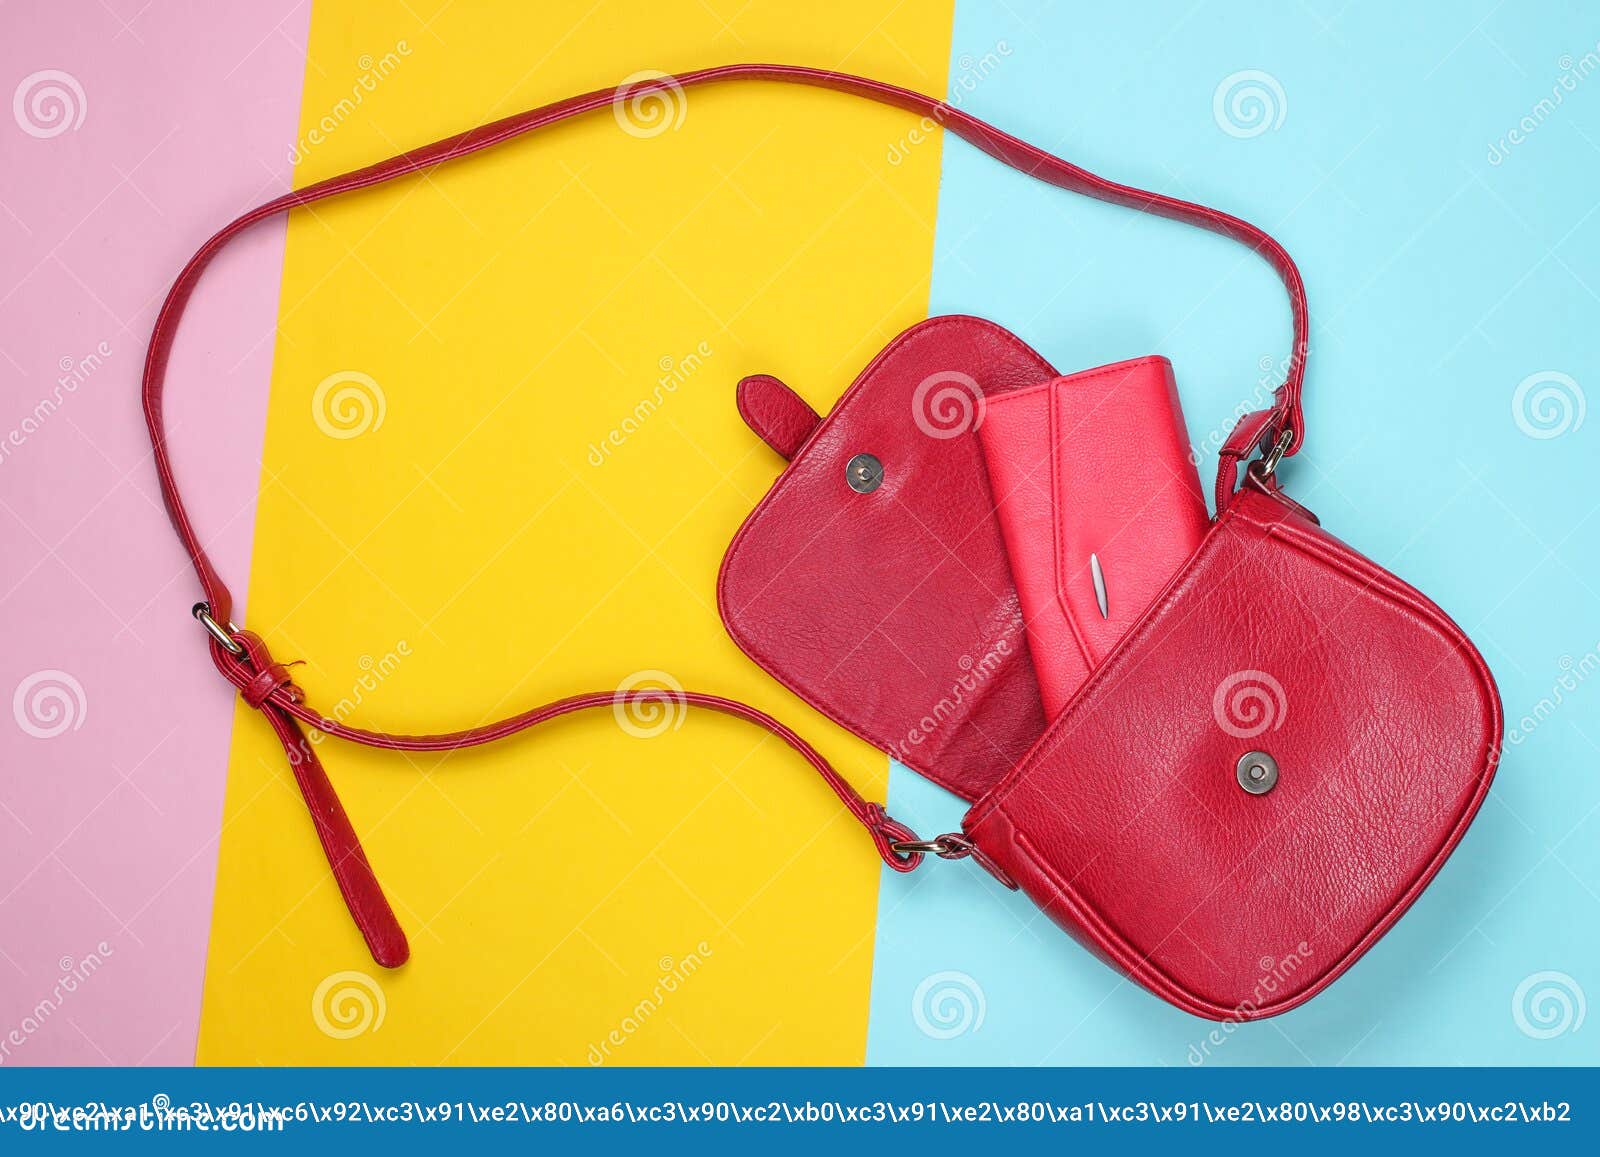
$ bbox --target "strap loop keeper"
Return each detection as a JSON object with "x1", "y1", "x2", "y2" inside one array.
[
  {"x1": 241, "y1": 662, "x2": 298, "y2": 709},
  {"x1": 227, "y1": 629, "x2": 305, "y2": 709}
]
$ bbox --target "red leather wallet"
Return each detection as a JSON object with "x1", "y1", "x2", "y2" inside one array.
[
  {"x1": 143, "y1": 65, "x2": 1500, "y2": 1021},
  {"x1": 976, "y1": 357, "x2": 1209, "y2": 718}
]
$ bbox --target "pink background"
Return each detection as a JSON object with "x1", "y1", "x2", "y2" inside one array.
[{"x1": 0, "y1": 0, "x2": 308, "y2": 1064}]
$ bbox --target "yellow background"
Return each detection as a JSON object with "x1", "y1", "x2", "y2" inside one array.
[{"x1": 198, "y1": 0, "x2": 952, "y2": 1063}]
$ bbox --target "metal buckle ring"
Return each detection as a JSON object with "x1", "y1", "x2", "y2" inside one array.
[
  {"x1": 193, "y1": 602, "x2": 244, "y2": 656},
  {"x1": 1256, "y1": 427, "x2": 1295, "y2": 477},
  {"x1": 890, "y1": 833, "x2": 974, "y2": 860}
]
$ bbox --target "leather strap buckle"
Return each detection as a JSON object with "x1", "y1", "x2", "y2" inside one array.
[{"x1": 192, "y1": 602, "x2": 244, "y2": 655}]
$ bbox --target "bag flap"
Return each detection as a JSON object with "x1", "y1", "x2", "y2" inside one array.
[
  {"x1": 963, "y1": 483, "x2": 1502, "y2": 1019},
  {"x1": 718, "y1": 315, "x2": 1055, "y2": 801}
]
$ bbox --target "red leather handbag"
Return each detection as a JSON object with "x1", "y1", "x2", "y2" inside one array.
[{"x1": 144, "y1": 65, "x2": 1501, "y2": 1020}]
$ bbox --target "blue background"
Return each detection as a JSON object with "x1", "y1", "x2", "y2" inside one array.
[{"x1": 868, "y1": 0, "x2": 1600, "y2": 1065}]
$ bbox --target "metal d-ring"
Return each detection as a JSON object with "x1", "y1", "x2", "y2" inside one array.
[{"x1": 193, "y1": 602, "x2": 245, "y2": 655}]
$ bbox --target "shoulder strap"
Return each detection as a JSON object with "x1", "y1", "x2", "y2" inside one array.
[{"x1": 144, "y1": 64, "x2": 1310, "y2": 967}]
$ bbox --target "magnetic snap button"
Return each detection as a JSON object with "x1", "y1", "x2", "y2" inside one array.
[
  {"x1": 846, "y1": 453, "x2": 884, "y2": 493},
  {"x1": 1236, "y1": 750, "x2": 1279, "y2": 795}
]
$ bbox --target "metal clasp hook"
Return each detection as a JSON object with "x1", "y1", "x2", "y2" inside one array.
[
  {"x1": 1256, "y1": 428, "x2": 1294, "y2": 478},
  {"x1": 890, "y1": 833, "x2": 975, "y2": 860}
]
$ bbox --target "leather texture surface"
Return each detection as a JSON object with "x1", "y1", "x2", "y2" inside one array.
[
  {"x1": 720, "y1": 316, "x2": 1056, "y2": 802},
  {"x1": 963, "y1": 482, "x2": 1503, "y2": 1020},
  {"x1": 977, "y1": 357, "x2": 1209, "y2": 719},
  {"x1": 737, "y1": 374, "x2": 822, "y2": 460}
]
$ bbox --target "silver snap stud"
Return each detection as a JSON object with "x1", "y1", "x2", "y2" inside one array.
[
  {"x1": 846, "y1": 453, "x2": 884, "y2": 493},
  {"x1": 1236, "y1": 750, "x2": 1279, "y2": 795}
]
